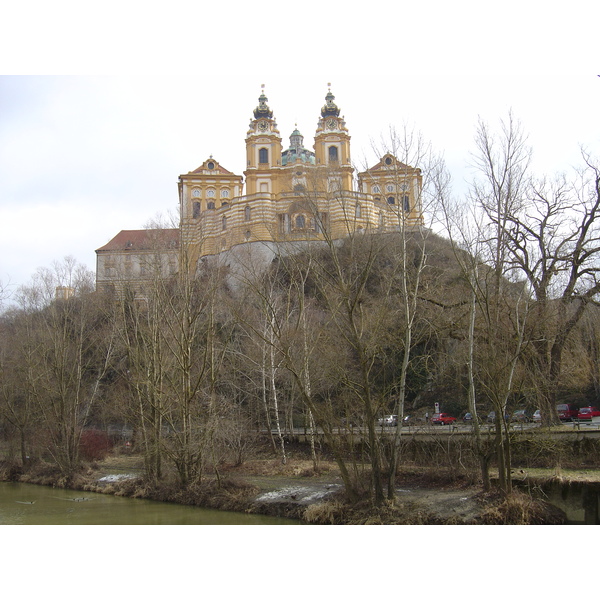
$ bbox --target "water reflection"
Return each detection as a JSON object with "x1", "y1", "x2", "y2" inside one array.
[{"x1": 0, "y1": 482, "x2": 299, "y2": 525}]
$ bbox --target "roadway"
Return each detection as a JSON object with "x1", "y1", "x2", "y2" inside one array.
[{"x1": 276, "y1": 417, "x2": 600, "y2": 440}]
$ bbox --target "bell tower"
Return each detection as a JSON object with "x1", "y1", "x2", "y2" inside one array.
[
  {"x1": 314, "y1": 85, "x2": 353, "y2": 192},
  {"x1": 244, "y1": 85, "x2": 282, "y2": 196}
]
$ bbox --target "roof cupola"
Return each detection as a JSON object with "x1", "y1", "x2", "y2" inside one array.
[
  {"x1": 320, "y1": 85, "x2": 340, "y2": 118},
  {"x1": 253, "y1": 85, "x2": 274, "y2": 119}
]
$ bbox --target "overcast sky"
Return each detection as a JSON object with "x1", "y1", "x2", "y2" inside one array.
[{"x1": 1, "y1": 0, "x2": 599, "y2": 304}]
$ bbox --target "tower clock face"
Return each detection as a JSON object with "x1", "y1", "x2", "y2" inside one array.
[
  {"x1": 258, "y1": 120, "x2": 269, "y2": 132},
  {"x1": 327, "y1": 118, "x2": 337, "y2": 130}
]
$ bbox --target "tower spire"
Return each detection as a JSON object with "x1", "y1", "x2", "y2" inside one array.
[
  {"x1": 321, "y1": 83, "x2": 340, "y2": 117},
  {"x1": 253, "y1": 84, "x2": 273, "y2": 119}
]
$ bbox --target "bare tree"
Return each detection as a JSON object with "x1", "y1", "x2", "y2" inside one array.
[
  {"x1": 116, "y1": 285, "x2": 167, "y2": 483},
  {"x1": 438, "y1": 114, "x2": 535, "y2": 493},
  {"x1": 0, "y1": 278, "x2": 9, "y2": 310},
  {"x1": 366, "y1": 126, "x2": 448, "y2": 499},
  {"x1": 0, "y1": 308, "x2": 38, "y2": 467},
  {"x1": 14, "y1": 257, "x2": 115, "y2": 476},
  {"x1": 501, "y1": 154, "x2": 600, "y2": 424},
  {"x1": 113, "y1": 222, "x2": 234, "y2": 486}
]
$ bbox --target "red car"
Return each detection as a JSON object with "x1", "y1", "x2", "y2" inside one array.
[
  {"x1": 556, "y1": 404, "x2": 579, "y2": 421},
  {"x1": 432, "y1": 413, "x2": 457, "y2": 425},
  {"x1": 577, "y1": 407, "x2": 600, "y2": 421}
]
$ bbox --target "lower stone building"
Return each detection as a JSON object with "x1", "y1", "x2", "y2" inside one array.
[{"x1": 95, "y1": 228, "x2": 179, "y2": 296}]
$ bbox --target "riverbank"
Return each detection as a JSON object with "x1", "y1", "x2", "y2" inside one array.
[{"x1": 1, "y1": 452, "x2": 571, "y2": 524}]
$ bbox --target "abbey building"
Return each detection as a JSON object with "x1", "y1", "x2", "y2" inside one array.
[{"x1": 96, "y1": 87, "x2": 423, "y2": 292}]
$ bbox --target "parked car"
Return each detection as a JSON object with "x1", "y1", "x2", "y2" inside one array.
[
  {"x1": 377, "y1": 414, "x2": 398, "y2": 427},
  {"x1": 577, "y1": 407, "x2": 600, "y2": 421},
  {"x1": 511, "y1": 409, "x2": 533, "y2": 423},
  {"x1": 462, "y1": 412, "x2": 483, "y2": 423},
  {"x1": 431, "y1": 413, "x2": 457, "y2": 425},
  {"x1": 532, "y1": 409, "x2": 542, "y2": 423},
  {"x1": 556, "y1": 403, "x2": 578, "y2": 421},
  {"x1": 487, "y1": 411, "x2": 510, "y2": 423}
]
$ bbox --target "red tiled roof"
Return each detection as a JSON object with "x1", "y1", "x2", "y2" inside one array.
[{"x1": 96, "y1": 229, "x2": 179, "y2": 253}]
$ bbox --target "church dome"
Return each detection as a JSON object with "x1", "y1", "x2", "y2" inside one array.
[{"x1": 282, "y1": 126, "x2": 315, "y2": 165}]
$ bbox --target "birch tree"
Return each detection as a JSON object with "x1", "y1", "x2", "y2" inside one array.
[{"x1": 366, "y1": 127, "x2": 448, "y2": 500}]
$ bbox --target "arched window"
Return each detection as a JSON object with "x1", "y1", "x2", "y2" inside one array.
[
  {"x1": 328, "y1": 146, "x2": 338, "y2": 162},
  {"x1": 387, "y1": 196, "x2": 395, "y2": 205},
  {"x1": 295, "y1": 214, "x2": 306, "y2": 229},
  {"x1": 207, "y1": 201, "x2": 215, "y2": 210},
  {"x1": 259, "y1": 148, "x2": 269, "y2": 164},
  {"x1": 244, "y1": 205, "x2": 251, "y2": 221},
  {"x1": 403, "y1": 195, "x2": 410, "y2": 212},
  {"x1": 193, "y1": 202, "x2": 201, "y2": 218},
  {"x1": 355, "y1": 204, "x2": 362, "y2": 218},
  {"x1": 222, "y1": 216, "x2": 227, "y2": 230}
]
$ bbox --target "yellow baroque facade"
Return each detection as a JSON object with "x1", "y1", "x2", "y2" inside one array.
[
  {"x1": 179, "y1": 87, "x2": 423, "y2": 272},
  {"x1": 96, "y1": 87, "x2": 423, "y2": 292}
]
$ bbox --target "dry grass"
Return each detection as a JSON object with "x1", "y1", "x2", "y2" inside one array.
[
  {"x1": 476, "y1": 490, "x2": 566, "y2": 524},
  {"x1": 222, "y1": 457, "x2": 335, "y2": 478},
  {"x1": 302, "y1": 498, "x2": 440, "y2": 525}
]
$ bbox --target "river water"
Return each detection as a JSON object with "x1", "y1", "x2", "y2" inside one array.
[{"x1": 0, "y1": 482, "x2": 299, "y2": 525}]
